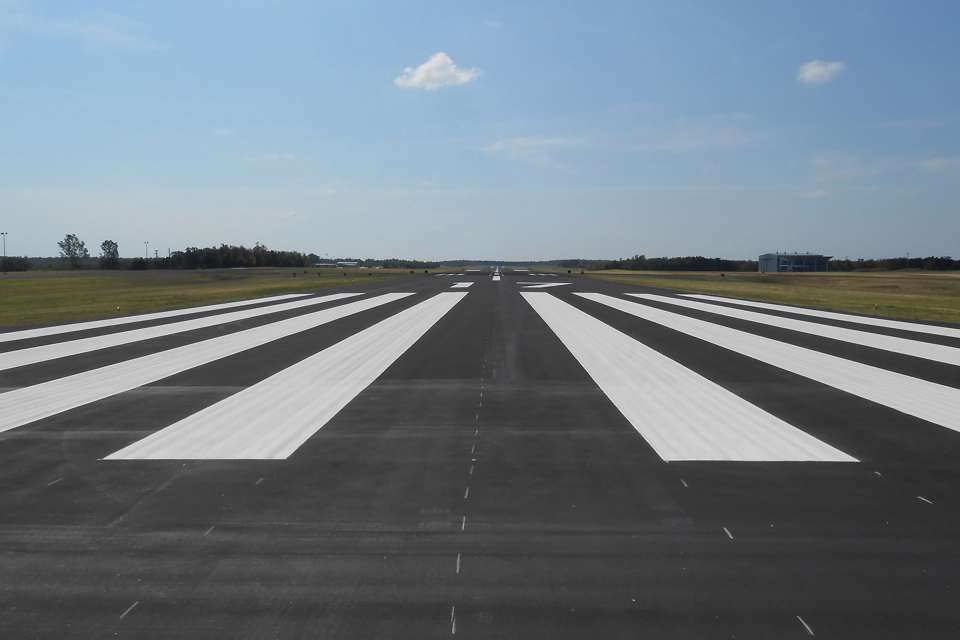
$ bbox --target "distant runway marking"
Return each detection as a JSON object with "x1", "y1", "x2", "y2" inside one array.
[
  {"x1": 469, "y1": 465, "x2": 474, "y2": 476},
  {"x1": 683, "y1": 294, "x2": 960, "y2": 340},
  {"x1": 524, "y1": 293, "x2": 855, "y2": 462},
  {"x1": 723, "y1": 527, "x2": 734, "y2": 540},
  {"x1": 450, "y1": 282, "x2": 474, "y2": 288},
  {"x1": 631, "y1": 294, "x2": 960, "y2": 367},
  {"x1": 680, "y1": 479, "x2": 688, "y2": 488},
  {"x1": 579, "y1": 293, "x2": 960, "y2": 436},
  {"x1": 874, "y1": 471, "x2": 883, "y2": 478},
  {"x1": 255, "y1": 477, "x2": 264, "y2": 485},
  {"x1": 119, "y1": 600, "x2": 139, "y2": 622},
  {"x1": 464, "y1": 486, "x2": 470, "y2": 499},
  {"x1": 518, "y1": 282, "x2": 571, "y2": 289},
  {"x1": 0, "y1": 293, "x2": 363, "y2": 372},
  {"x1": 917, "y1": 496, "x2": 934, "y2": 504},
  {"x1": 450, "y1": 605, "x2": 456, "y2": 635},
  {"x1": 492, "y1": 275, "x2": 501, "y2": 281},
  {"x1": 0, "y1": 293, "x2": 413, "y2": 434},
  {"x1": 796, "y1": 615, "x2": 815, "y2": 636},
  {"x1": 106, "y1": 293, "x2": 465, "y2": 459},
  {"x1": 46, "y1": 477, "x2": 63, "y2": 487},
  {"x1": 461, "y1": 515, "x2": 467, "y2": 531},
  {"x1": 456, "y1": 553, "x2": 462, "y2": 574},
  {"x1": 203, "y1": 525, "x2": 215, "y2": 537},
  {"x1": 0, "y1": 294, "x2": 310, "y2": 344}
]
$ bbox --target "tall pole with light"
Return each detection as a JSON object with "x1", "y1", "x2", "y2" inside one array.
[
  {"x1": 144, "y1": 241, "x2": 149, "y2": 260},
  {"x1": 1, "y1": 232, "x2": 7, "y2": 275}
]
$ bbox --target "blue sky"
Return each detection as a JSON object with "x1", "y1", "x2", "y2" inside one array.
[{"x1": 1, "y1": 0, "x2": 958, "y2": 260}]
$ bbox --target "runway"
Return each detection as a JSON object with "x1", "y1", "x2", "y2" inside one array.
[{"x1": 2, "y1": 268, "x2": 959, "y2": 638}]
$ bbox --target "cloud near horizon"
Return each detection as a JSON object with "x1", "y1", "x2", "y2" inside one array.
[{"x1": 394, "y1": 52, "x2": 480, "y2": 90}]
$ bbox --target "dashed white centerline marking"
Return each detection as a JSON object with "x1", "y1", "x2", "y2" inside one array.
[
  {"x1": 464, "y1": 487, "x2": 470, "y2": 500},
  {"x1": 119, "y1": 600, "x2": 140, "y2": 622},
  {"x1": 46, "y1": 477, "x2": 63, "y2": 487},
  {"x1": 450, "y1": 605, "x2": 457, "y2": 635},
  {"x1": 456, "y1": 552, "x2": 462, "y2": 574},
  {"x1": 917, "y1": 496, "x2": 934, "y2": 504},
  {"x1": 469, "y1": 465, "x2": 475, "y2": 476},
  {"x1": 874, "y1": 471, "x2": 883, "y2": 478},
  {"x1": 450, "y1": 282, "x2": 474, "y2": 289},
  {"x1": 723, "y1": 527, "x2": 734, "y2": 540},
  {"x1": 461, "y1": 516, "x2": 467, "y2": 531},
  {"x1": 255, "y1": 477, "x2": 264, "y2": 485},
  {"x1": 203, "y1": 526, "x2": 215, "y2": 537},
  {"x1": 796, "y1": 615, "x2": 815, "y2": 636},
  {"x1": 680, "y1": 479, "x2": 688, "y2": 488}
]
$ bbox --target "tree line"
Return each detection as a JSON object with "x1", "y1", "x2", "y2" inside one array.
[
  {"x1": 557, "y1": 254, "x2": 960, "y2": 272},
  {"x1": 2, "y1": 236, "x2": 958, "y2": 272},
  {"x1": 557, "y1": 255, "x2": 760, "y2": 271}
]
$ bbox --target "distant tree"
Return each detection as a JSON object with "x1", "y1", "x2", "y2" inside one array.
[
  {"x1": 128, "y1": 257, "x2": 148, "y2": 270},
  {"x1": 99, "y1": 239, "x2": 120, "y2": 269},
  {"x1": 57, "y1": 234, "x2": 90, "y2": 268}
]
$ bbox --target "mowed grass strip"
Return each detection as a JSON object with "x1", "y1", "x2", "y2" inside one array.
[
  {"x1": 586, "y1": 270, "x2": 960, "y2": 325},
  {"x1": 0, "y1": 268, "x2": 410, "y2": 328}
]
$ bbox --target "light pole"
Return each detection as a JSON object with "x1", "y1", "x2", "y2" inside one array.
[
  {"x1": 144, "y1": 241, "x2": 149, "y2": 260},
  {"x1": 1, "y1": 232, "x2": 6, "y2": 274}
]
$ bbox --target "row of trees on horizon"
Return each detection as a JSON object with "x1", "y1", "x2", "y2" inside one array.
[{"x1": 1, "y1": 235, "x2": 958, "y2": 272}]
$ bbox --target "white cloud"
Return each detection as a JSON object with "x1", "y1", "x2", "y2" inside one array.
[
  {"x1": 797, "y1": 59, "x2": 846, "y2": 85},
  {"x1": 918, "y1": 155, "x2": 960, "y2": 171},
  {"x1": 483, "y1": 136, "x2": 580, "y2": 155},
  {"x1": 801, "y1": 189, "x2": 828, "y2": 199},
  {"x1": 394, "y1": 52, "x2": 480, "y2": 90},
  {"x1": 244, "y1": 152, "x2": 297, "y2": 162},
  {"x1": 0, "y1": 10, "x2": 162, "y2": 51}
]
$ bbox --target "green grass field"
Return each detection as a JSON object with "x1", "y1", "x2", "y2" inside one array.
[
  {"x1": 0, "y1": 267, "x2": 413, "y2": 328},
  {"x1": 586, "y1": 270, "x2": 960, "y2": 325}
]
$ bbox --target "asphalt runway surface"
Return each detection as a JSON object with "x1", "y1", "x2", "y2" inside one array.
[{"x1": 2, "y1": 269, "x2": 959, "y2": 638}]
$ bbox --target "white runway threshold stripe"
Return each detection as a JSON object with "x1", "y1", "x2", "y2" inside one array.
[
  {"x1": 0, "y1": 293, "x2": 413, "y2": 434},
  {"x1": 0, "y1": 293, "x2": 310, "y2": 344},
  {"x1": 522, "y1": 293, "x2": 855, "y2": 462},
  {"x1": 682, "y1": 294, "x2": 960, "y2": 340},
  {"x1": 630, "y1": 294, "x2": 960, "y2": 367},
  {"x1": 450, "y1": 282, "x2": 474, "y2": 288},
  {"x1": 107, "y1": 292, "x2": 467, "y2": 460},
  {"x1": 0, "y1": 293, "x2": 363, "y2": 372},
  {"x1": 519, "y1": 283, "x2": 571, "y2": 289},
  {"x1": 578, "y1": 293, "x2": 960, "y2": 434}
]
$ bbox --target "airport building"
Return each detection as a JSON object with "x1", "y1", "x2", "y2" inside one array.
[{"x1": 758, "y1": 252, "x2": 831, "y2": 273}]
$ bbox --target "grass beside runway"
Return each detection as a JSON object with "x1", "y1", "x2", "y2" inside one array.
[
  {"x1": 0, "y1": 267, "x2": 412, "y2": 328},
  {"x1": 585, "y1": 270, "x2": 960, "y2": 324}
]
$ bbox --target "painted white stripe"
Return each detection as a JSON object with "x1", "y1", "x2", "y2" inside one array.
[
  {"x1": 492, "y1": 275, "x2": 501, "y2": 281},
  {"x1": 106, "y1": 293, "x2": 466, "y2": 459},
  {"x1": 0, "y1": 293, "x2": 363, "y2": 372},
  {"x1": 0, "y1": 294, "x2": 310, "y2": 344},
  {"x1": 630, "y1": 294, "x2": 960, "y2": 367},
  {"x1": 522, "y1": 293, "x2": 854, "y2": 462},
  {"x1": 0, "y1": 293, "x2": 413, "y2": 434},
  {"x1": 796, "y1": 615, "x2": 815, "y2": 636},
  {"x1": 579, "y1": 293, "x2": 960, "y2": 434},
  {"x1": 450, "y1": 282, "x2": 474, "y2": 288},
  {"x1": 682, "y1": 294, "x2": 960, "y2": 340},
  {"x1": 520, "y1": 283, "x2": 571, "y2": 289}
]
